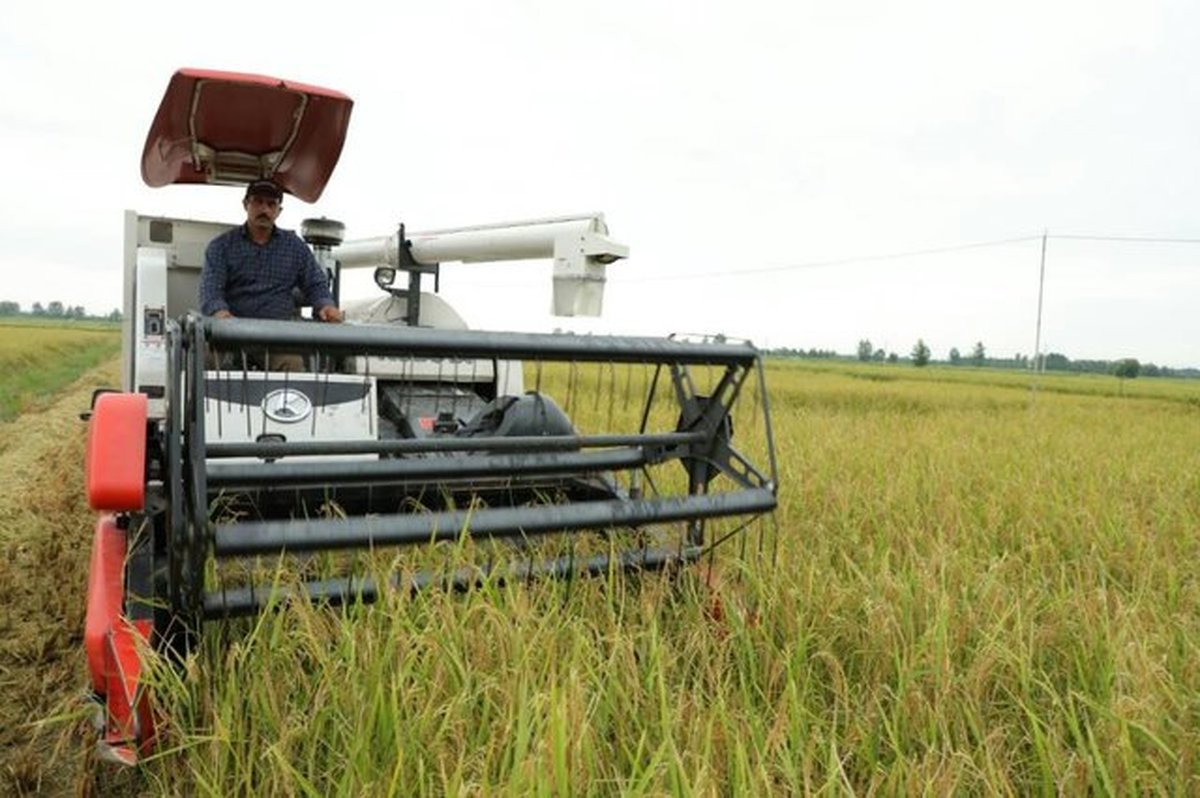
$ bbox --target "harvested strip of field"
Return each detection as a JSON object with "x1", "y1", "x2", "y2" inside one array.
[
  {"x1": 0, "y1": 321, "x2": 120, "y2": 430},
  {"x1": 0, "y1": 360, "x2": 123, "y2": 797}
]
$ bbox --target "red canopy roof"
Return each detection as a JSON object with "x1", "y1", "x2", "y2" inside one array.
[{"x1": 141, "y1": 68, "x2": 354, "y2": 203}]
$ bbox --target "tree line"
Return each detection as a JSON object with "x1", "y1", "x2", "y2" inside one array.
[
  {"x1": 0, "y1": 300, "x2": 121, "y2": 321},
  {"x1": 766, "y1": 337, "x2": 1197, "y2": 379}
]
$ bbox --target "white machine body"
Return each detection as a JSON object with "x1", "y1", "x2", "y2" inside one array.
[
  {"x1": 120, "y1": 210, "x2": 623, "y2": 420},
  {"x1": 333, "y1": 214, "x2": 628, "y2": 317},
  {"x1": 342, "y1": 294, "x2": 524, "y2": 396},
  {"x1": 203, "y1": 372, "x2": 378, "y2": 463},
  {"x1": 122, "y1": 211, "x2": 232, "y2": 417}
]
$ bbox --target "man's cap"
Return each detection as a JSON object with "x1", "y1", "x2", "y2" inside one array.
[{"x1": 245, "y1": 179, "x2": 284, "y2": 200}]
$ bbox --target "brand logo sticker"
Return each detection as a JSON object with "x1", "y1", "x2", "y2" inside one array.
[{"x1": 262, "y1": 388, "x2": 313, "y2": 424}]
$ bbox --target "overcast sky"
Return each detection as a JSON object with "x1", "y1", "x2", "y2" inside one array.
[{"x1": 3, "y1": 1, "x2": 1198, "y2": 367}]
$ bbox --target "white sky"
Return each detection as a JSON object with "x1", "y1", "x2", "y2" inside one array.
[{"x1": 3, "y1": 1, "x2": 1198, "y2": 367}]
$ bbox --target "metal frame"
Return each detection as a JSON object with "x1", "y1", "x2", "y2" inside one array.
[{"x1": 146, "y1": 314, "x2": 777, "y2": 633}]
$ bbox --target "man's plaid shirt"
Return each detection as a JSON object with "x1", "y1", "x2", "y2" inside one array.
[{"x1": 200, "y1": 224, "x2": 334, "y2": 319}]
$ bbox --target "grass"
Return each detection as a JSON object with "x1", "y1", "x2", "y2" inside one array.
[{"x1": 0, "y1": 319, "x2": 120, "y2": 427}]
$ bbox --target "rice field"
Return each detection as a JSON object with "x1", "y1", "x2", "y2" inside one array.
[
  {"x1": 0, "y1": 320, "x2": 119, "y2": 428},
  {"x1": 2, "y1": 348, "x2": 1199, "y2": 795}
]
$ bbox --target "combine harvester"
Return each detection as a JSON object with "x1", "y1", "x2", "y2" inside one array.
[{"x1": 83, "y1": 69, "x2": 778, "y2": 764}]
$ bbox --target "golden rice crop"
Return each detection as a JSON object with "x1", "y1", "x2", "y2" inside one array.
[
  {"x1": 4, "y1": 354, "x2": 1199, "y2": 795},
  {"x1": 135, "y1": 360, "x2": 1200, "y2": 795}
]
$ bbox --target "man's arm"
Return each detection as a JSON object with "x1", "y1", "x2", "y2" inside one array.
[{"x1": 200, "y1": 238, "x2": 232, "y2": 316}]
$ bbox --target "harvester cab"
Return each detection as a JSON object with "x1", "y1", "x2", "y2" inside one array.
[{"x1": 85, "y1": 68, "x2": 778, "y2": 764}]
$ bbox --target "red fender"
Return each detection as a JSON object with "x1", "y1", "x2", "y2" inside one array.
[
  {"x1": 84, "y1": 514, "x2": 157, "y2": 764},
  {"x1": 86, "y1": 393, "x2": 147, "y2": 512},
  {"x1": 84, "y1": 515, "x2": 125, "y2": 695}
]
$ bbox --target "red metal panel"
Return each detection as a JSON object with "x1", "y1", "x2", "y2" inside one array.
[
  {"x1": 102, "y1": 617, "x2": 155, "y2": 762},
  {"x1": 86, "y1": 393, "x2": 147, "y2": 511},
  {"x1": 84, "y1": 514, "x2": 126, "y2": 695},
  {"x1": 85, "y1": 515, "x2": 158, "y2": 764},
  {"x1": 141, "y1": 68, "x2": 354, "y2": 203}
]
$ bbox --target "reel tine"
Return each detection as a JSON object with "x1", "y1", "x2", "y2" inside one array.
[
  {"x1": 622, "y1": 361, "x2": 634, "y2": 414},
  {"x1": 593, "y1": 361, "x2": 602, "y2": 414},
  {"x1": 564, "y1": 360, "x2": 578, "y2": 418},
  {"x1": 434, "y1": 354, "x2": 444, "y2": 417},
  {"x1": 241, "y1": 352, "x2": 252, "y2": 439},
  {"x1": 604, "y1": 360, "x2": 617, "y2": 433}
]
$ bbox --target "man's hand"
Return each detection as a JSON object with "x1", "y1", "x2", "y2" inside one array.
[
  {"x1": 317, "y1": 305, "x2": 343, "y2": 323},
  {"x1": 213, "y1": 310, "x2": 234, "y2": 319}
]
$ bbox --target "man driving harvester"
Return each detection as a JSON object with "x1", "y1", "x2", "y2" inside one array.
[{"x1": 199, "y1": 179, "x2": 342, "y2": 370}]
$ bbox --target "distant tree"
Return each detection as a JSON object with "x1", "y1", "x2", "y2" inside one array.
[
  {"x1": 856, "y1": 339, "x2": 873, "y2": 362},
  {"x1": 107, "y1": 308, "x2": 122, "y2": 322},
  {"x1": 47, "y1": 301, "x2": 64, "y2": 317},
  {"x1": 1113, "y1": 358, "x2": 1140, "y2": 380},
  {"x1": 911, "y1": 339, "x2": 931, "y2": 367},
  {"x1": 32, "y1": 302, "x2": 46, "y2": 316},
  {"x1": 1142, "y1": 363, "x2": 1160, "y2": 378},
  {"x1": 887, "y1": 352, "x2": 899, "y2": 364},
  {"x1": 971, "y1": 341, "x2": 986, "y2": 365},
  {"x1": 71, "y1": 305, "x2": 87, "y2": 319},
  {"x1": 873, "y1": 348, "x2": 885, "y2": 361},
  {"x1": 0, "y1": 301, "x2": 19, "y2": 315},
  {"x1": 948, "y1": 347, "x2": 961, "y2": 365},
  {"x1": 1043, "y1": 352, "x2": 1070, "y2": 371}
]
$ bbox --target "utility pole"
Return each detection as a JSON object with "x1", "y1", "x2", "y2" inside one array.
[{"x1": 1033, "y1": 230, "x2": 1048, "y2": 374}]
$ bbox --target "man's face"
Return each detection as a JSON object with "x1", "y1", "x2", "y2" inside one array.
[{"x1": 244, "y1": 193, "x2": 282, "y2": 231}]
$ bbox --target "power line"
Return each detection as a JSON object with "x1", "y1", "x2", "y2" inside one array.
[
  {"x1": 620, "y1": 234, "x2": 1042, "y2": 283},
  {"x1": 1050, "y1": 234, "x2": 1200, "y2": 244},
  {"x1": 617, "y1": 231, "x2": 1200, "y2": 284}
]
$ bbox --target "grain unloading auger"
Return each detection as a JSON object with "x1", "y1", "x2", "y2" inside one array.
[{"x1": 83, "y1": 68, "x2": 778, "y2": 764}]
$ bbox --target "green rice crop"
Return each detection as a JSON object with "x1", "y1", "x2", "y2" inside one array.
[{"x1": 0, "y1": 320, "x2": 119, "y2": 428}]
